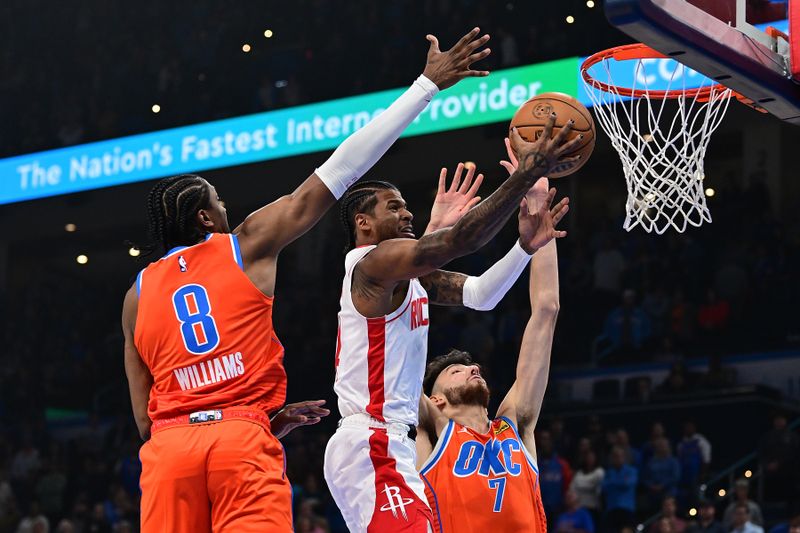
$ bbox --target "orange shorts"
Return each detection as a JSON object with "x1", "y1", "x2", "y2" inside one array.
[{"x1": 139, "y1": 415, "x2": 292, "y2": 533}]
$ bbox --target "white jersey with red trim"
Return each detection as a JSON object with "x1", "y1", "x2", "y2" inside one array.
[{"x1": 334, "y1": 245, "x2": 430, "y2": 426}]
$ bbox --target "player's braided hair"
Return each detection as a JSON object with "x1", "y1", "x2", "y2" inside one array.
[
  {"x1": 338, "y1": 180, "x2": 398, "y2": 253},
  {"x1": 423, "y1": 349, "x2": 482, "y2": 395},
  {"x1": 142, "y1": 174, "x2": 211, "y2": 255}
]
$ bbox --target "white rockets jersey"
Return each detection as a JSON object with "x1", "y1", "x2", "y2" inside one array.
[{"x1": 334, "y1": 245, "x2": 430, "y2": 426}]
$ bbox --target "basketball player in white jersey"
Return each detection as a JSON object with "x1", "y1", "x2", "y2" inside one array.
[
  {"x1": 324, "y1": 117, "x2": 583, "y2": 532},
  {"x1": 416, "y1": 146, "x2": 558, "y2": 532}
]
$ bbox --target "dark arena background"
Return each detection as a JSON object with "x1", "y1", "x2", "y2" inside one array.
[{"x1": 1, "y1": 1, "x2": 800, "y2": 532}]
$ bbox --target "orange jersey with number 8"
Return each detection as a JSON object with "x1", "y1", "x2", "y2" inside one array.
[
  {"x1": 134, "y1": 233, "x2": 286, "y2": 421},
  {"x1": 420, "y1": 417, "x2": 547, "y2": 533}
]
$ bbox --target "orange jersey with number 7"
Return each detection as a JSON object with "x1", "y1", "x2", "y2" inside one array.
[
  {"x1": 420, "y1": 417, "x2": 547, "y2": 533},
  {"x1": 134, "y1": 232, "x2": 286, "y2": 421}
]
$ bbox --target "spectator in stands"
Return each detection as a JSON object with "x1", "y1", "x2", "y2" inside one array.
[
  {"x1": 730, "y1": 503, "x2": 764, "y2": 533},
  {"x1": 669, "y1": 289, "x2": 696, "y2": 345},
  {"x1": 601, "y1": 289, "x2": 653, "y2": 358},
  {"x1": 570, "y1": 449, "x2": 604, "y2": 519},
  {"x1": 0, "y1": 468, "x2": 18, "y2": 531},
  {"x1": 766, "y1": 514, "x2": 800, "y2": 533},
  {"x1": 696, "y1": 289, "x2": 730, "y2": 334},
  {"x1": 702, "y1": 354, "x2": 737, "y2": 389},
  {"x1": 15, "y1": 500, "x2": 49, "y2": 533},
  {"x1": 648, "y1": 496, "x2": 687, "y2": 533},
  {"x1": 551, "y1": 417, "x2": 574, "y2": 459},
  {"x1": 593, "y1": 237, "x2": 627, "y2": 301},
  {"x1": 538, "y1": 430, "x2": 574, "y2": 519},
  {"x1": 677, "y1": 421, "x2": 712, "y2": 502},
  {"x1": 642, "y1": 422, "x2": 668, "y2": 465},
  {"x1": 643, "y1": 438, "x2": 681, "y2": 509},
  {"x1": 654, "y1": 516, "x2": 677, "y2": 533},
  {"x1": 602, "y1": 446, "x2": 638, "y2": 532},
  {"x1": 657, "y1": 362, "x2": 692, "y2": 396},
  {"x1": 723, "y1": 479, "x2": 764, "y2": 530},
  {"x1": 758, "y1": 412, "x2": 799, "y2": 503},
  {"x1": 556, "y1": 490, "x2": 595, "y2": 533},
  {"x1": 615, "y1": 429, "x2": 641, "y2": 469},
  {"x1": 687, "y1": 499, "x2": 724, "y2": 533}
]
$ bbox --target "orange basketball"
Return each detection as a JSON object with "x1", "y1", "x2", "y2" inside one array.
[{"x1": 509, "y1": 92, "x2": 595, "y2": 178}]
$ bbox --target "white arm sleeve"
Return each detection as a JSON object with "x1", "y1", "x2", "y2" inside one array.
[
  {"x1": 315, "y1": 75, "x2": 439, "y2": 199},
  {"x1": 462, "y1": 240, "x2": 533, "y2": 311}
]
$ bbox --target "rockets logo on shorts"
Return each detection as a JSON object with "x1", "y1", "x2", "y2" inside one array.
[{"x1": 379, "y1": 484, "x2": 415, "y2": 520}]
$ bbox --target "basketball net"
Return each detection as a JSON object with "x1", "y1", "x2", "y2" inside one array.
[{"x1": 581, "y1": 44, "x2": 735, "y2": 234}]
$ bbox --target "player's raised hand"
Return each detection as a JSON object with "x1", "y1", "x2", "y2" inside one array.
[
  {"x1": 517, "y1": 184, "x2": 569, "y2": 254},
  {"x1": 499, "y1": 136, "x2": 520, "y2": 176},
  {"x1": 423, "y1": 27, "x2": 491, "y2": 91},
  {"x1": 270, "y1": 400, "x2": 330, "y2": 439},
  {"x1": 510, "y1": 115, "x2": 583, "y2": 178},
  {"x1": 425, "y1": 162, "x2": 483, "y2": 234}
]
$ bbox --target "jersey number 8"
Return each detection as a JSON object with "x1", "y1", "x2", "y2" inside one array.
[{"x1": 172, "y1": 284, "x2": 220, "y2": 354}]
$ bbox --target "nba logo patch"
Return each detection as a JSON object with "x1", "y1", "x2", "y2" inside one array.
[{"x1": 178, "y1": 256, "x2": 188, "y2": 272}]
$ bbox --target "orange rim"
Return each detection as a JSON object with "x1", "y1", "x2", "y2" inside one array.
[{"x1": 580, "y1": 43, "x2": 752, "y2": 104}]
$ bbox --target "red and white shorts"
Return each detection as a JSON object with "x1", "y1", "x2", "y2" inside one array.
[{"x1": 324, "y1": 414, "x2": 433, "y2": 533}]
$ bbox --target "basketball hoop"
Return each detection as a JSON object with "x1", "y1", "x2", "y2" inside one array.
[{"x1": 581, "y1": 43, "x2": 755, "y2": 234}]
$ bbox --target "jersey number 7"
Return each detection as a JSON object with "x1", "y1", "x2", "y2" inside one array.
[{"x1": 487, "y1": 477, "x2": 506, "y2": 512}]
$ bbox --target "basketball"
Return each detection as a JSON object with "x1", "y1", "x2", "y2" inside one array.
[{"x1": 509, "y1": 92, "x2": 595, "y2": 178}]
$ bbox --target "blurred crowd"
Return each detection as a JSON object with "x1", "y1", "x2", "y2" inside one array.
[
  {"x1": 0, "y1": 400, "x2": 797, "y2": 532},
  {"x1": 0, "y1": 0, "x2": 621, "y2": 159}
]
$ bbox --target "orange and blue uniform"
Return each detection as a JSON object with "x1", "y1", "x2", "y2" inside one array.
[
  {"x1": 420, "y1": 417, "x2": 547, "y2": 533},
  {"x1": 134, "y1": 233, "x2": 291, "y2": 532}
]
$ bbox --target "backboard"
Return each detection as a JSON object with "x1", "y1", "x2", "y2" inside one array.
[{"x1": 605, "y1": 0, "x2": 800, "y2": 124}]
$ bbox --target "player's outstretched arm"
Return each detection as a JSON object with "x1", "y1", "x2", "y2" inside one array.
[
  {"x1": 270, "y1": 400, "x2": 330, "y2": 440},
  {"x1": 416, "y1": 393, "x2": 451, "y2": 469},
  {"x1": 122, "y1": 286, "x2": 154, "y2": 441},
  {"x1": 235, "y1": 28, "x2": 492, "y2": 260},
  {"x1": 496, "y1": 182, "x2": 561, "y2": 456},
  {"x1": 358, "y1": 122, "x2": 577, "y2": 284}
]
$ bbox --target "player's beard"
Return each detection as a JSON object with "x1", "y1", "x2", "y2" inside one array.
[{"x1": 443, "y1": 381, "x2": 490, "y2": 408}]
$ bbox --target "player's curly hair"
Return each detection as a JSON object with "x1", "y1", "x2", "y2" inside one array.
[
  {"x1": 423, "y1": 349, "x2": 481, "y2": 396},
  {"x1": 338, "y1": 180, "x2": 398, "y2": 253},
  {"x1": 141, "y1": 174, "x2": 211, "y2": 255}
]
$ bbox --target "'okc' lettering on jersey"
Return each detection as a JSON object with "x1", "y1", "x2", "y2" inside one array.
[{"x1": 453, "y1": 438, "x2": 522, "y2": 477}]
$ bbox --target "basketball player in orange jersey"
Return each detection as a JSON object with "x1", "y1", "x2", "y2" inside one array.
[
  {"x1": 121, "y1": 27, "x2": 492, "y2": 533},
  {"x1": 326, "y1": 120, "x2": 581, "y2": 532},
  {"x1": 416, "y1": 143, "x2": 558, "y2": 533}
]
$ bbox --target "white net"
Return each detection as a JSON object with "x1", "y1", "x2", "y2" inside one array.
[{"x1": 582, "y1": 53, "x2": 734, "y2": 234}]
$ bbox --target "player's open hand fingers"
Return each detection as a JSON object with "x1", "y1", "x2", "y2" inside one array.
[
  {"x1": 464, "y1": 196, "x2": 481, "y2": 210},
  {"x1": 550, "y1": 197, "x2": 570, "y2": 223},
  {"x1": 465, "y1": 47, "x2": 491, "y2": 67},
  {"x1": 499, "y1": 160, "x2": 515, "y2": 175},
  {"x1": 437, "y1": 168, "x2": 447, "y2": 194},
  {"x1": 459, "y1": 164, "x2": 476, "y2": 194},
  {"x1": 552, "y1": 201, "x2": 570, "y2": 226},
  {"x1": 508, "y1": 126, "x2": 528, "y2": 155},
  {"x1": 463, "y1": 33, "x2": 490, "y2": 54},
  {"x1": 426, "y1": 34, "x2": 441, "y2": 55},
  {"x1": 555, "y1": 135, "x2": 583, "y2": 158},
  {"x1": 552, "y1": 120, "x2": 574, "y2": 146},
  {"x1": 449, "y1": 162, "x2": 464, "y2": 192},
  {"x1": 465, "y1": 172, "x2": 483, "y2": 198},
  {"x1": 451, "y1": 27, "x2": 481, "y2": 53},
  {"x1": 519, "y1": 196, "x2": 529, "y2": 218},
  {"x1": 504, "y1": 137, "x2": 518, "y2": 167},
  {"x1": 541, "y1": 113, "x2": 557, "y2": 143}
]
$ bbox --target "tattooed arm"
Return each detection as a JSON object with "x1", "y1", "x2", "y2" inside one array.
[
  {"x1": 356, "y1": 120, "x2": 580, "y2": 285},
  {"x1": 419, "y1": 270, "x2": 467, "y2": 305}
]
